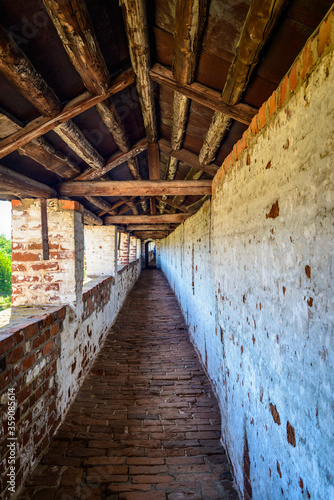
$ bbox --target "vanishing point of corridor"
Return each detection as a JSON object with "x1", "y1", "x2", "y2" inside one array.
[{"x1": 18, "y1": 270, "x2": 238, "y2": 500}]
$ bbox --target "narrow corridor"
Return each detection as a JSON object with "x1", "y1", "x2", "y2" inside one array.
[{"x1": 19, "y1": 270, "x2": 237, "y2": 500}]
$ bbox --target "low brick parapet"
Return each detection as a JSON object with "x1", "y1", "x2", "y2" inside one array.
[{"x1": 0, "y1": 305, "x2": 65, "y2": 498}]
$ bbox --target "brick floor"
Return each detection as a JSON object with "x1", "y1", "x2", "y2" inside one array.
[{"x1": 18, "y1": 269, "x2": 238, "y2": 499}]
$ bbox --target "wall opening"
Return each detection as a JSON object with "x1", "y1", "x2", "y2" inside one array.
[{"x1": 144, "y1": 240, "x2": 156, "y2": 268}]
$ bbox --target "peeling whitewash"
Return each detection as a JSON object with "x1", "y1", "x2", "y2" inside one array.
[{"x1": 160, "y1": 49, "x2": 334, "y2": 499}]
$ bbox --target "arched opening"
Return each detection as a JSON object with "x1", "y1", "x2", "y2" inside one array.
[{"x1": 144, "y1": 240, "x2": 156, "y2": 268}]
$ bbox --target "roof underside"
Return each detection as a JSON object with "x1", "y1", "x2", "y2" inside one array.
[{"x1": 0, "y1": 0, "x2": 332, "y2": 240}]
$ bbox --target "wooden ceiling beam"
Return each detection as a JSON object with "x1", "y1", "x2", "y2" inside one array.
[
  {"x1": 174, "y1": 0, "x2": 208, "y2": 85},
  {"x1": 186, "y1": 194, "x2": 210, "y2": 214},
  {"x1": 0, "y1": 68, "x2": 135, "y2": 159},
  {"x1": 160, "y1": 0, "x2": 208, "y2": 214},
  {"x1": 104, "y1": 214, "x2": 189, "y2": 224},
  {"x1": 95, "y1": 100, "x2": 130, "y2": 152},
  {"x1": 42, "y1": 0, "x2": 110, "y2": 95},
  {"x1": 75, "y1": 138, "x2": 148, "y2": 181},
  {"x1": 154, "y1": 196, "x2": 189, "y2": 213},
  {"x1": 199, "y1": 0, "x2": 288, "y2": 165},
  {"x1": 83, "y1": 208, "x2": 103, "y2": 226},
  {"x1": 159, "y1": 139, "x2": 218, "y2": 177},
  {"x1": 120, "y1": 0, "x2": 157, "y2": 143},
  {"x1": 0, "y1": 164, "x2": 57, "y2": 198},
  {"x1": 0, "y1": 24, "x2": 61, "y2": 117},
  {"x1": 125, "y1": 225, "x2": 177, "y2": 231},
  {"x1": 148, "y1": 143, "x2": 160, "y2": 215},
  {"x1": 150, "y1": 64, "x2": 257, "y2": 125},
  {"x1": 96, "y1": 98, "x2": 143, "y2": 182},
  {"x1": 0, "y1": 110, "x2": 80, "y2": 179},
  {"x1": 97, "y1": 196, "x2": 137, "y2": 216},
  {"x1": 169, "y1": 167, "x2": 204, "y2": 213},
  {"x1": 18, "y1": 138, "x2": 81, "y2": 179},
  {"x1": 85, "y1": 196, "x2": 113, "y2": 213},
  {"x1": 58, "y1": 180, "x2": 212, "y2": 197},
  {"x1": 54, "y1": 120, "x2": 105, "y2": 170},
  {"x1": 148, "y1": 143, "x2": 160, "y2": 180}
]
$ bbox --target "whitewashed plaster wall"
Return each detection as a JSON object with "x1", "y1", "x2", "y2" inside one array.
[{"x1": 160, "y1": 46, "x2": 334, "y2": 500}]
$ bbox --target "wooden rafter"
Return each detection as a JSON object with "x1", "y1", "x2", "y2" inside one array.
[
  {"x1": 85, "y1": 196, "x2": 113, "y2": 213},
  {"x1": 199, "y1": 0, "x2": 289, "y2": 166},
  {"x1": 0, "y1": 25, "x2": 61, "y2": 117},
  {"x1": 0, "y1": 110, "x2": 80, "y2": 179},
  {"x1": 0, "y1": 68, "x2": 135, "y2": 159},
  {"x1": 54, "y1": 121, "x2": 105, "y2": 170},
  {"x1": 96, "y1": 99, "x2": 144, "y2": 197},
  {"x1": 154, "y1": 197, "x2": 189, "y2": 213},
  {"x1": 186, "y1": 195, "x2": 210, "y2": 214},
  {"x1": 150, "y1": 64, "x2": 257, "y2": 125},
  {"x1": 160, "y1": 0, "x2": 208, "y2": 214},
  {"x1": 96, "y1": 100, "x2": 130, "y2": 151},
  {"x1": 125, "y1": 225, "x2": 178, "y2": 231},
  {"x1": 0, "y1": 164, "x2": 57, "y2": 199},
  {"x1": 95, "y1": 94, "x2": 147, "y2": 211},
  {"x1": 0, "y1": 111, "x2": 113, "y2": 217},
  {"x1": 104, "y1": 214, "x2": 190, "y2": 224},
  {"x1": 169, "y1": 167, "x2": 204, "y2": 213},
  {"x1": 159, "y1": 139, "x2": 218, "y2": 177},
  {"x1": 97, "y1": 197, "x2": 136, "y2": 217},
  {"x1": 58, "y1": 180, "x2": 212, "y2": 197},
  {"x1": 83, "y1": 208, "x2": 103, "y2": 226},
  {"x1": 173, "y1": 0, "x2": 208, "y2": 85},
  {"x1": 75, "y1": 139, "x2": 148, "y2": 181},
  {"x1": 18, "y1": 138, "x2": 81, "y2": 179},
  {"x1": 42, "y1": 0, "x2": 110, "y2": 95},
  {"x1": 120, "y1": 0, "x2": 157, "y2": 142}
]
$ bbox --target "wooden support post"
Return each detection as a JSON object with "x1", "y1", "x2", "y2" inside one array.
[{"x1": 40, "y1": 199, "x2": 49, "y2": 260}]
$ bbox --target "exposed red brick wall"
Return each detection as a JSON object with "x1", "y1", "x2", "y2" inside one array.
[
  {"x1": 82, "y1": 276, "x2": 115, "y2": 321},
  {"x1": 11, "y1": 199, "x2": 84, "y2": 306},
  {"x1": 129, "y1": 236, "x2": 137, "y2": 263},
  {"x1": 117, "y1": 232, "x2": 129, "y2": 267},
  {"x1": 0, "y1": 307, "x2": 65, "y2": 499}
]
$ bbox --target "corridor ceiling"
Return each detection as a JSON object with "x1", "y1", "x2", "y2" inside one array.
[{"x1": 0, "y1": 0, "x2": 332, "y2": 240}]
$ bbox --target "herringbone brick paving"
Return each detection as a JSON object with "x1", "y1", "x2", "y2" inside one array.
[{"x1": 19, "y1": 269, "x2": 238, "y2": 499}]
